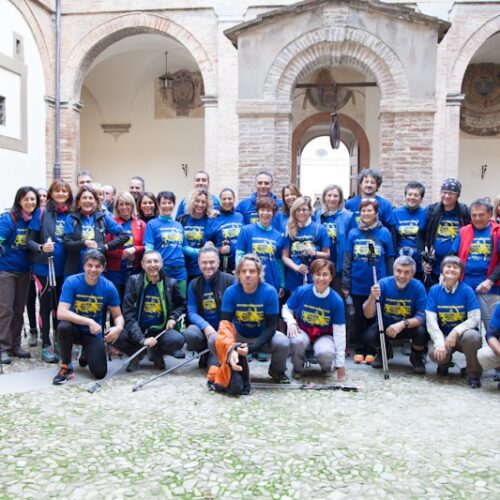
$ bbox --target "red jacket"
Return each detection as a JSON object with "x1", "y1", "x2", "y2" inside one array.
[
  {"x1": 457, "y1": 221, "x2": 500, "y2": 285},
  {"x1": 105, "y1": 216, "x2": 146, "y2": 271}
]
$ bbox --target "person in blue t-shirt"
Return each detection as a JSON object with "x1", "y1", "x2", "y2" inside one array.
[
  {"x1": 282, "y1": 259, "x2": 346, "y2": 380},
  {"x1": 282, "y1": 196, "x2": 330, "y2": 295},
  {"x1": 177, "y1": 188, "x2": 212, "y2": 280},
  {"x1": 273, "y1": 184, "x2": 301, "y2": 234},
  {"x1": 217, "y1": 254, "x2": 290, "y2": 383},
  {"x1": 426, "y1": 256, "x2": 482, "y2": 388},
  {"x1": 53, "y1": 249, "x2": 124, "y2": 385},
  {"x1": 204, "y1": 188, "x2": 244, "y2": 274},
  {"x1": 112, "y1": 250, "x2": 186, "y2": 372},
  {"x1": 342, "y1": 199, "x2": 395, "y2": 364},
  {"x1": 363, "y1": 256, "x2": 428, "y2": 374},
  {"x1": 0, "y1": 186, "x2": 40, "y2": 365},
  {"x1": 394, "y1": 181, "x2": 427, "y2": 281},
  {"x1": 477, "y1": 301, "x2": 500, "y2": 384},
  {"x1": 143, "y1": 190, "x2": 188, "y2": 297},
  {"x1": 176, "y1": 171, "x2": 220, "y2": 218},
  {"x1": 184, "y1": 244, "x2": 234, "y2": 368},
  {"x1": 236, "y1": 171, "x2": 283, "y2": 225},
  {"x1": 344, "y1": 168, "x2": 396, "y2": 235}
]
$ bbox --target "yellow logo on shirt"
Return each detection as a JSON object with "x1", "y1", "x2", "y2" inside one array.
[
  {"x1": 384, "y1": 299, "x2": 411, "y2": 318},
  {"x1": 437, "y1": 305, "x2": 465, "y2": 326},
  {"x1": 75, "y1": 295, "x2": 103, "y2": 315},
  {"x1": 301, "y1": 305, "x2": 330, "y2": 327}
]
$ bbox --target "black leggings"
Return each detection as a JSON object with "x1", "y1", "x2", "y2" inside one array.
[
  {"x1": 365, "y1": 322, "x2": 428, "y2": 350},
  {"x1": 36, "y1": 274, "x2": 63, "y2": 347},
  {"x1": 351, "y1": 294, "x2": 376, "y2": 356},
  {"x1": 57, "y1": 321, "x2": 107, "y2": 379}
]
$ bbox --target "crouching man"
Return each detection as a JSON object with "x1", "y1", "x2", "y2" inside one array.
[
  {"x1": 113, "y1": 250, "x2": 186, "y2": 371},
  {"x1": 426, "y1": 256, "x2": 482, "y2": 388},
  {"x1": 53, "y1": 249, "x2": 124, "y2": 385},
  {"x1": 210, "y1": 254, "x2": 290, "y2": 386},
  {"x1": 363, "y1": 256, "x2": 428, "y2": 374},
  {"x1": 282, "y1": 259, "x2": 346, "y2": 380}
]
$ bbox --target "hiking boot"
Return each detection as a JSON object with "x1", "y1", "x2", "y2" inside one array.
[
  {"x1": 436, "y1": 365, "x2": 449, "y2": 377},
  {"x1": 53, "y1": 365, "x2": 74, "y2": 385},
  {"x1": 172, "y1": 349, "x2": 186, "y2": 359},
  {"x1": 41, "y1": 346, "x2": 59, "y2": 364},
  {"x1": 8, "y1": 347, "x2": 31, "y2": 358},
  {"x1": 153, "y1": 350, "x2": 166, "y2": 370},
  {"x1": 268, "y1": 367, "x2": 290, "y2": 384},
  {"x1": 292, "y1": 369, "x2": 303, "y2": 380},
  {"x1": 78, "y1": 352, "x2": 88, "y2": 368},
  {"x1": 126, "y1": 355, "x2": 141, "y2": 373},
  {"x1": 0, "y1": 350, "x2": 11, "y2": 364},
  {"x1": 257, "y1": 352, "x2": 269, "y2": 362},
  {"x1": 410, "y1": 349, "x2": 426, "y2": 375},
  {"x1": 198, "y1": 351, "x2": 209, "y2": 369},
  {"x1": 467, "y1": 377, "x2": 481, "y2": 389},
  {"x1": 29, "y1": 328, "x2": 38, "y2": 347}
]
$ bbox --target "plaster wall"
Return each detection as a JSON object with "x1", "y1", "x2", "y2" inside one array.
[
  {"x1": 0, "y1": 0, "x2": 45, "y2": 209},
  {"x1": 80, "y1": 83, "x2": 204, "y2": 199}
]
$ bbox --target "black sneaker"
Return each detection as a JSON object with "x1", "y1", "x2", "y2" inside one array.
[
  {"x1": 53, "y1": 365, "x2": 74, "y2": 385},
  {"x1": 198, "y1": 351, "x2": 209, "y2": 369},
  {"x1": 436, "y1": 365, "x2": 449, "y2": 377},
  {"x1": 172, "y1": 349, "x2": 186, "y2": 359},
  {"x1": 372, "y1": 352, "x2": 383, "y2": 369},
  {"x1": 78, "y1": 353, "x2": 88, "y2": 368},
  {"x1": 153, "y1": 350, "x2": 166, "y2": 370},
  {"x1": 29, "y1": 329, "x2": 38, "y2": 347},
  {"x1": 410, "y1": 349, "x2": 426, "y2": 375},
  {"x1": 8, "y1": 347, "x2": 31, "y2": 358},
  {"x1": 268, "y1": 368, "x2": 290, "y2": 384},
  {"x1": 0, "y1": 350, "x2": 11, "y2": 365},
  {"x1": 401, "y1": 340, "x2": 411, "y2": 356},
  {"x1": 467, "y1": 377, "x2": 481, "y2": 389},
  {"x1": 126, "y1": 356, "x2": 141, "y2": 373}
]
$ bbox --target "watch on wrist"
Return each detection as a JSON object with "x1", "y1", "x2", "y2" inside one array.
[{"x1": 403, "y1": 319, "x2": 409, "y2": 329}]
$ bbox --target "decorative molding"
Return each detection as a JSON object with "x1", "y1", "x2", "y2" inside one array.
[{"x1": 101, "y1": 123, "x2": 131, "y2": 141}]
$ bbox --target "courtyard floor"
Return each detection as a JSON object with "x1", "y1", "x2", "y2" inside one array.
[{"x1": 0, "y1": 342, "x2": 498, "y2": 499}]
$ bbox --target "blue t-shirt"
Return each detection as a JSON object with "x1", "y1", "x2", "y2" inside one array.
[
  {"x1": 106, "y1": 218, "x2": 135, "y2": 286},
  {"x1": 187, "y1": 278, "x2": 220, "y2": 331},
  {"x1": 433, "y1": 210, "x2": 460, "y2": 273},
  {"x1": 451, "y1": 226, "x2": 497, "y2": 291},
  {"x1": 221, "y1": 282, "x2": 279, "y2": 338},
  {"x1": 346, "y1": 226, "x2": 395, "y2": 296},
  {"x1": 394, "y1": 206, "x2": 427, "y2": 267},
  {"x1": 282, "y1": 223, "x2": 330, "y2": 292},
  {"x1": 205, "y1": 210, "x2": 244, "y2": 267},
  {"x1": 313, "y1": 212, "x2": 339, "y2": 268},
  {"x1": 272, "y1": 212, "x2": 289, "y2": 234},
  {"x1": 378, "y1": 277, "x2": 427, "y2": 328},
  {"x1": 426, "y1": 281, "x2": 479, "y2": 336},
  {"x1": 30, "y1": 209, "x2": 69, "y2": 277},
  {"x1": 143, "y1": 218, "x2": 187, "y2": 279},
  {"x1": 486, "y1": 302, "x2": 500, "y2": 342},
  {"x1": 287, "y1": 284, "x2": 345, "y2": 339},
  {"x1": 139, "y1": 283, "x2": 165, "y2": 330},
  {"x1": 0, "y1": 213, "x2": 31, "y2": 273},
  {"x1": 345, "y1": 195, "x2": 396, "y2": 229},
  {"x1": 236, "y1": 224, "x2": 283, "y2": 291},
  {"x1": 236, "y1": 192, "x2": 283, "y2": 225},
  {"x1": 182, "y1": 215, "x2": 208, "y2": 278},
  {"x1": 59, "y1": 273, "x2": 120, "y2": 335}
]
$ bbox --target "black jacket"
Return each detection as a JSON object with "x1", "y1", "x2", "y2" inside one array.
[
  {"x1": 27, "y1": 208, "x2": 59, "y2": 266},
  {"x1": 122, "y1": 272, "x2": 186, "y2": 345},
  {"x1": 424, "y1": 201, "x2": 470, "y2": 251},
  {"x1": 63, "y1": 210, "x2": 128, "y2": 276}
]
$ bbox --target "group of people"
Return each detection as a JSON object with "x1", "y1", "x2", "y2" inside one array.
[{"x1": 0, "y1": 168, "x2": 498, "y2": 393}]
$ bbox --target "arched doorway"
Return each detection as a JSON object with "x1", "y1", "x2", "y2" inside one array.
[{"x1": 80, "y1": 33, "x2": 204, "y2": 195}]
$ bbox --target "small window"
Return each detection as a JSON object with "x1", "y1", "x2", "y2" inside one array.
[
  {"x1": 0, "y1": 96, "x2": 5, "y2": 126},
  {"x1": 13, "y1": 33, "x2": 24, "y2": 61}
]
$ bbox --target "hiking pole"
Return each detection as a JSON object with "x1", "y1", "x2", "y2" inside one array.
[
  {"x1": 87, "y1": 329, "x2": 167, "y2": 394},
  {"x1": 132, "y1": 348, "x2": 210, "y2": 392},
  {"x1": 367, "y1": 242, "x2": 389, "y2": 380},
  {"x1": 47, "y1": 253, "x2": 59, "y2": 357},
  {"x1": 251, "y1": 382, "x2": 361, "y2": 392},
  {"x1": 222, "y1": 239, "x2": 229, "y2": 273}
]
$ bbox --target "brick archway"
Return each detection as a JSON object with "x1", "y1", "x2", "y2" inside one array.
[
  {"x1": 264, "y1": 27, "x2": 409, "y2": 104},
  {"x1": 449, "y1": 15, "x2": 500, "y2": 93},
  {"x1": 291, "y1": 112, "x2": 370, "y2": 182},
  {"x1": 63, "y1": 12, "x2": 217, "y2": 100}
]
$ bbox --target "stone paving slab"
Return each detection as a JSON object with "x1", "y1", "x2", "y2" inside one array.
[{"x1": 0, "y1": 346, "x2": 499, "y2": 499}]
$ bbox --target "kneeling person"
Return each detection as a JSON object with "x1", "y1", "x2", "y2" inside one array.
[
  {"x1": 477, "y1": 301, "x2": 500, "y2": 387},
  {"x1": 363, "y1": 256, "x2": 428, "y2": 373},
  {"x1": 282, "y1": 259, "x2": 346, "y2": 380},
  {"x1": 53, "y1": 249, "x2": 124, "y2": 385},
  {"x1": 113, "y1": 250, "x2": 186, "y2": 371},
  {"x1": 214, "y1": 254, "x2": 290, "y2": 383}
]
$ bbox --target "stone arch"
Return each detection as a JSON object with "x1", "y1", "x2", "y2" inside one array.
[
  {"x1": 264, "y1": 27, "x2": 409, "y2": 103},
  {"x1": 62, "y1": 12, "x2": 217, "y2": 100},
  {"x1": 449, "y1": 15, "x2": 500, "y2": 94},
  {"x1": 291, "y1": 112, "x2": 370, "y2": 182}
]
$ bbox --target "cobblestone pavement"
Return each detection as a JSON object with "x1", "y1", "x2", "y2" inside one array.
[{"x1": 0, "y1": 342, "x2": 499, "y2": 499}]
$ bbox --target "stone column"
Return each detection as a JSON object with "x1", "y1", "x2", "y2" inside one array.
[
  {"x1": 202, "y1": 95, "x2": 218, "y2": 183},
  {"x1": 59, "y1": 99, "x2": 83, "y2": 188},
  {"x1": 444, "y1": 93, "x2": 465, "y2": 184}
]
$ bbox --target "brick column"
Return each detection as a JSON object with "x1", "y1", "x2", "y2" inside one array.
[
  {"x1": 59, "y1": 100, "x2": 83, "y2": 187},
  {"x1": 444, "y1": 93, "x2": 465, "y2": 184}
]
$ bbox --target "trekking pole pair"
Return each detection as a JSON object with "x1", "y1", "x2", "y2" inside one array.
[{"x1": 87, "y1": 328, "x2": 167, "y2": 394}]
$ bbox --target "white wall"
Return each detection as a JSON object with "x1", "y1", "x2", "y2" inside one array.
[
  {"x1": 80, "y1": 82, "x2": 204, "y2": 200},
  {"x1": 459, "y1": 133, "x2": 500, "y2": 204},
  {"x1": 0, "y1": 0, "x2": 46, "y2": 210}
]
